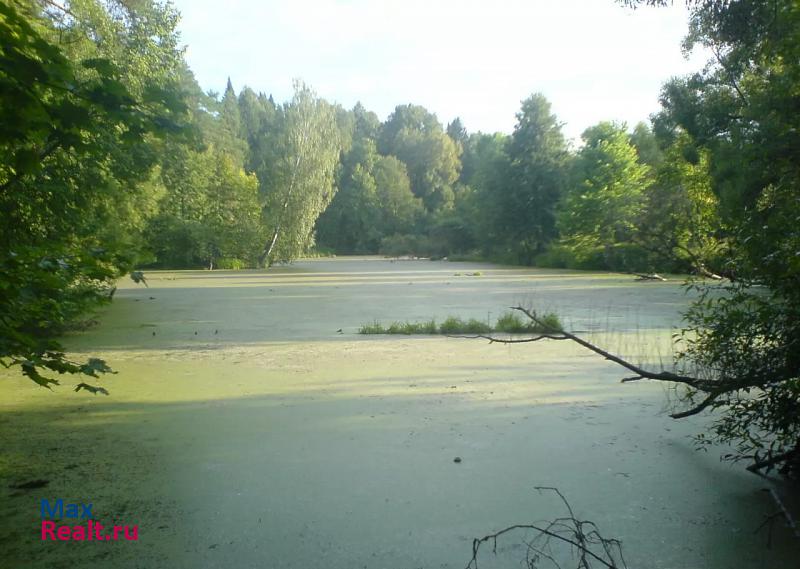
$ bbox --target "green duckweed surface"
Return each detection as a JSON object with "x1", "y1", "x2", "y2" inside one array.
[{"x1": 1, "y1": 258, "x2": 797, "y2": 568}]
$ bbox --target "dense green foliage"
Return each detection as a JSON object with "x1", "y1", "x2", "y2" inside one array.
[
  {"x1": 312, "y1": 96, "x2": 724, "y2": 275},
  {"x1": 662, "y1": 0, "x2": 800, "y2": 474},
  {"x1": 601, "y1": 0, "x2": 800, "y2": 475},
  {"x1": 1, "y1": 0, "x2": 189, "y2": 389},
  {"x1": 258, "y1": 81, "x2": 342, "y2": 265},
  {"x1": 0, "y1": 1, "x2": 344, "y2": 387},
  {"x1": 470, "y1": 95, "x2": 570, "y2": 264},
  {"x1": 558, "y1": 122, "x2": 650, "y2": 269}
]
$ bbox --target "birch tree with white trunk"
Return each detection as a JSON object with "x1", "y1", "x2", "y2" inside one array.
[{"x1": 260, "y1": 81, "x2": 342, "y2": 265}]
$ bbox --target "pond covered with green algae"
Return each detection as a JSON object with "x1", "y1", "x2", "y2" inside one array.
[{"x1": 1, "y1": 258, "x2": 797, "y2": 568}]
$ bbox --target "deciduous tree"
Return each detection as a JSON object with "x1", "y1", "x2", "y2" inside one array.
[
  {"x1": 260, "y1": 81, "x2": 342, "y2": 264},
  {"x1": 559, "y1": 121, "x2": 650, "y2": 266}
]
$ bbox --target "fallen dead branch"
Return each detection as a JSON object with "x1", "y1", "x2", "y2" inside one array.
[
  {"x1": 631, "y1": 272, "x2": 667, "y2": 281},
  {"x1": 466, "y1": 487, "x2": 626, "y2": 569}
]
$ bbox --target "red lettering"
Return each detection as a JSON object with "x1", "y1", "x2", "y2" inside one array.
[
  {"x1": 41, "y1": 519, "x2": 137, "y2": 542},
  {"x1": 41, "y1": 521, "x2": 56, "y2": 540},
  {"x1": 56, "y1": 526, "x2": 71, "y2": 541},
  {"x1": 72, "y1": 525, "x2": 86, "y2": 541}
]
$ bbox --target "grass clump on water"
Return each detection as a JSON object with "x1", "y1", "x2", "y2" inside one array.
[
  {"x1": 359, "y1": 311, "x2": 562, "y2": 335},
  {"x1": 386, "y1": 319, "x2": 438, "y2": 335},
  {"x1": 360, "y1": 319, "x2": 438, "y2": 335},
  {"x1": 439, "y1": 316, "x2": 492, "y2": 334},
  {"x1": 494, "y1": 311, "x2": 562, "y2": 333},
  {"x1": 359, "y1": 321, "x2": 387, "y2": 334}
]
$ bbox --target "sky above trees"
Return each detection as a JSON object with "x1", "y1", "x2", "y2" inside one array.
[{"x1": 171, "y1": 0, "x2": 709, "y2": 141}]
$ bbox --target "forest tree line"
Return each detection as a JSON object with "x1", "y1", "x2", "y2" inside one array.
[
  {"x1": 147, "y1": 76, "x2": 725, "y2": 278},
  {"x1": 1, "y1": 1, "x2": 727, "y2": 278}
]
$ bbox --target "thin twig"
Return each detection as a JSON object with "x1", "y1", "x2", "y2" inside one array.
[{"x1": 466, "y1": 487, "x2": 625, "y2": 569}]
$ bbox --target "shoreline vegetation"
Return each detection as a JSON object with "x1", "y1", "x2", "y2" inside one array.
[{"x1": 359, "y1": 311, "x2": 562, "y2": 336}]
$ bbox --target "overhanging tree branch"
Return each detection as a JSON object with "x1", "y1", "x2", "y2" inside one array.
[
  {"x1": 511, "y1": 306, "x2": 715, "y2": 392},
  {"x1": 461, "y1": 306, "x2": 797, "y2": 474}
]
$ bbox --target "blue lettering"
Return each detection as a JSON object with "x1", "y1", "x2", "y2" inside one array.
[
  {"x1": 40, "y1": 499, "x2": 92, "y2": 519},
  {"x1": 40, "y1": 499, "x2": 63, "y2": 519}
]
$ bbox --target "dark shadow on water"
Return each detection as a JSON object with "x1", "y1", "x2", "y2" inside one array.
[{"x1": 1, "y1": 390, "x2": 797, "y2": 569}]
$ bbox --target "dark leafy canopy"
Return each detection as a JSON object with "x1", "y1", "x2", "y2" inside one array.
[
  {"x1": 473, "y1": 94, "x2": 570, "y2": 264},
  {"x1": 146, "y1": 144, "x2": 262, "y2": 269},
  {"x1": 558, "y1": 121, "x2": 650, "y2": 266},
  {"x1": 619, "y1": 0, "x2": 800, "y2": 474},
  {"x1": 378, "y1": 104, "x2": 461, "y2": 212},
  {"x1": 504, "y1": 95, "x2": 570, "y2": 258},
  {"x1": 0, "y1": 0, "x2": 190, "y2": 390},
  {"x1": 635, "y1": 133, "x2": 723, "y2": 276}
]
